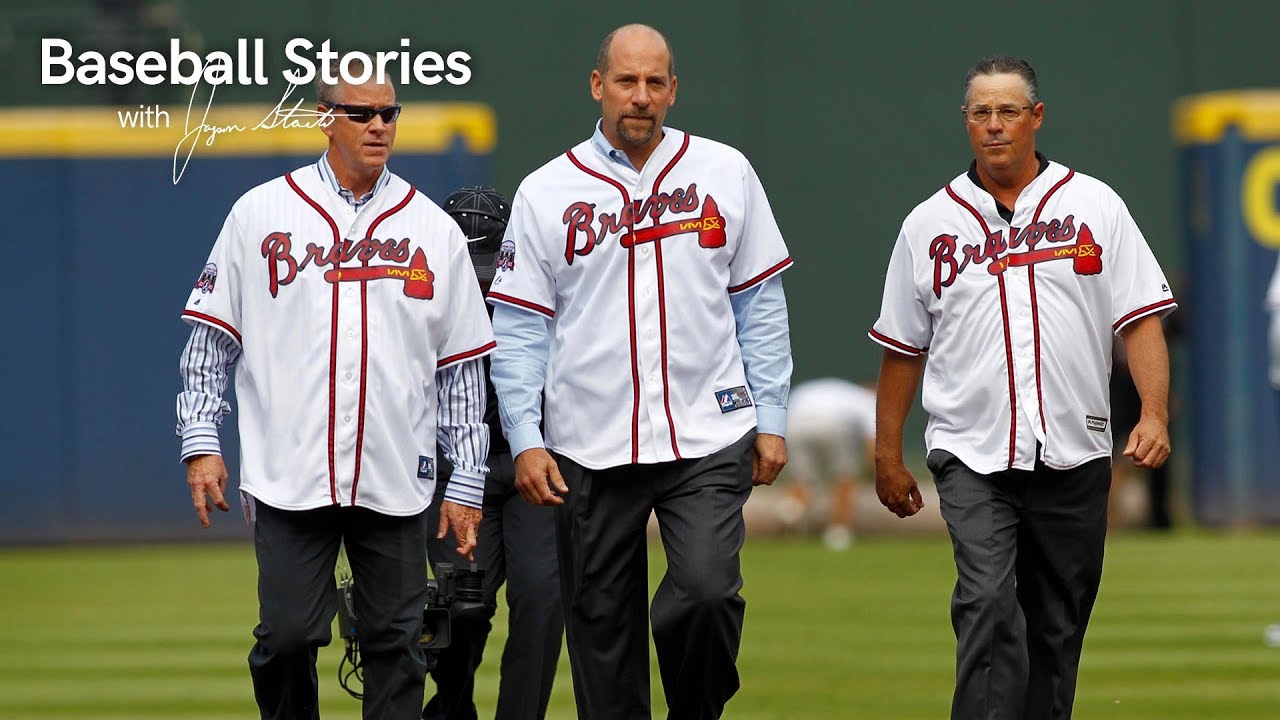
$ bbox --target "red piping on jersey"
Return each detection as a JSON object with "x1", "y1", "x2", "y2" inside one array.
[
  {"x1": 650, "y1": 134, "x2": 690, "y2": 459},
  {"x1": 1114, "y1": 298, "x2": 1177, "y2": 331},
  {"x1": 439, "y1": 340, "x2": 498, "y2": 369},
  {"x1": 728, "y1": 257, "x2": 794, "y2": 293},
  {"x1": 1032, "y1": 169, "x2": 1075, "y2": 221},
  {"x1": 287, "y1": 172, "x2": 342, "y2": 505},
  {"x1": 487, "y1": 292, "x2": 555, "y2": 318},
  {"x1": 566, "y1": 149, "x2": 640, "y2": 462},
  {"x1": 1027, "y1": 169, "x2": 1075, "y2": 440},
  {"x1": 1028, "y1": 266, "x2": 1046, "y2": 435},
  {"x1": 182, "y1": 310, "x2": 242, "y2": 345},
  {"x1": 995, "y1": 274, "x2": 1017, "y2": 469},
  {"x1": 946, "y1": 183, "x2": 1015, "y2": 468},
  {"x1": 868, "y1": 328, "x2": 927, "y2": 356},
  {"x1": 653, "y1": 132, "x2": 690, "y2": 190},
  {"x1": 626, "y1": 242, "x2": 640, "y2": 463},
  {"x1": 347, "y1": 186, "x2": 417, "y2": 505}
]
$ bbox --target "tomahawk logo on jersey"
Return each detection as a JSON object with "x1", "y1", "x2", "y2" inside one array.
[
  {"x1": 181, "y1": 166, "x2": 494, "y2": 515},
  {"x1": 869, "y1": 161, "x2": 1175, "y2": 475},
  {"x1": 489, "y1": 128, "x2": 792, "y2": 468}
]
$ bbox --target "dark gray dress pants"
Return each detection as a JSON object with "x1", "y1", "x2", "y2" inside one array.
[
  {"x1": 929, "y1": 449, "x2": 1110, "y2": 720},
  {"x1": 249, "y1": 501, "x2": 430, "y2": 720},
  {"x1": 554, "y1": 430, "x2": 756, "y2": 720}
]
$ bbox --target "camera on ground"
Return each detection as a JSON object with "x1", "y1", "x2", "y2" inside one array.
[{"x1": 336, "y1": 561, "x2": 487, "y2": 699}]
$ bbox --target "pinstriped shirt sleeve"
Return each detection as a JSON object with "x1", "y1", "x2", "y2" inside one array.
[
  {"x1": 175, "y1": 323, "x2": 242, "y2": 462},
  {"x1": 436, "y1": 357, "x2": 489, "y2": 509}
]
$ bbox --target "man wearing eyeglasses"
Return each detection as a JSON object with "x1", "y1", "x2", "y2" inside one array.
[
  {"x1": 870, "y1": 56, "x2": 1176, "y2": 719},
  {"x1": 177, "y1": 55, "x2": 493, "y2": 719}
]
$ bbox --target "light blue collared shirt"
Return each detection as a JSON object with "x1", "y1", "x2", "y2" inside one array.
[
  {"x1": 491, "y1": 124, "x2": 792, "y2": 458},
  {"x1": 591, "y1": 121, "x2": 641, "y2": 172},
  {"x1": 316, "y1": 152, "x2": 391, "y2": 209}
]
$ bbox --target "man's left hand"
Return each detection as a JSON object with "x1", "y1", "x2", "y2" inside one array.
[
  {"x1": 437, "y1": 501, "x2": 483, "y2": 559},
  {"x1": 1123, "y1": 414, "x2": 1171, "y2": 469},
  {"x1": 751, "y1": 433, "x2": 788, "y2": 486}
]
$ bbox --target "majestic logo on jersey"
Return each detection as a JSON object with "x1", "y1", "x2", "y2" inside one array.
[
  {"x1": 261, "y1": 232, "x2": 434, "y2": 300},
  {"x1": 560, "y1": 183, "x2": 725, "y2": 265},
  {"x1": 194, "y1": 263, "x2": 218, "y2": 293},
  {"x1": 715, "y1": 385, "x2": 753, "y2": 413},
  {"x1": 496, "y1": 238, "x2": 516, "y2": 272},
  {"x1": 928, "y1": 215, "x2": 1104, "y2": 298}
]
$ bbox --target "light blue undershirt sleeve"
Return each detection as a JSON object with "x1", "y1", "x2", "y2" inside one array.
[
  {"x1": 489, "y1": 303, "x2": 551, "y2": 457},
  {"x1": 730, "y1": 276, "x2": 793, "y2": 436}
]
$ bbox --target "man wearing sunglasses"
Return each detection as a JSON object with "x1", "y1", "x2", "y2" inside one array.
[
  {"x1": 177, "y1": 55, "x2": 494, "y2": 719},
  {"x1": 870, "y1": 56, "x2": 1176, "y2": 719}
]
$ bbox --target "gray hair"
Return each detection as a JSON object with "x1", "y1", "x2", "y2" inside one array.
[
  {"x1": 314, "y1": 53, "x2": 376, "y2": 105},
  {"x1": 595, "y1": 24, "x2": 675, "y2": 78},
  {"x1": 964, "y1": 56, "x2": 1039, "y2": 105}
]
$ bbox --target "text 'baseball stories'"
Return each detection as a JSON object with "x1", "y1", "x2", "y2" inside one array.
[{"x1": 41, "y1": 38, "x2": 472, "y2": 88}]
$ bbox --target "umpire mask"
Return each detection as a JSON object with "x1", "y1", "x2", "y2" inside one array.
[{"x1": 444, "y1": 185, "x2": 510, "y2": 282}]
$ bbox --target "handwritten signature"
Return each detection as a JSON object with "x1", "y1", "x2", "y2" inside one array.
[{"x1": 173, "y1": 80, "x2": 337, "y2": 184}]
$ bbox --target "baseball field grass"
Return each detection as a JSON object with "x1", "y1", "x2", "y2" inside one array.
[{"x1": 1, "y1": 531, "x2": 1277, "y2": 719}]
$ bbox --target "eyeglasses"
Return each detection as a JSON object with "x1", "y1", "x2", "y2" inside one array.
[
  {"x1": 961, "y1": 105, "x2": 1032, "y2": 124},
  {"x1": 326, "y1": 104, "x2": 402, "y2": 124}
]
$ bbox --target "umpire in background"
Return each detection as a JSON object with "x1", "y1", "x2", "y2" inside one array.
[
  {"x1": 424, "y1": 186, "x2": 563, "y2": 720},
  {"x1": 870, "y1": 56, "x2": 1176, "y2": 719}
]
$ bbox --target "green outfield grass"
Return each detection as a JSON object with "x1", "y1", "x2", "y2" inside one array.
[{"x1": 0, "y1": 532, "x2": 1277, "y2": 719}]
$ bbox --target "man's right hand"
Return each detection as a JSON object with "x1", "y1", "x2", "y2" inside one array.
[
  {"x1": 187, "y1": 454, "x2": 231, "y2": 528},
  {"x1": 876, "y1": 459, "x2": 924, "y2": 518},
  {"x1": 514, "y1": 448, "x2": 569, "y2": 506}
]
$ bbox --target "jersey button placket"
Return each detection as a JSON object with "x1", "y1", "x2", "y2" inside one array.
[
  {"x1": 632, "y1": 234, "x2": 669, "y2": 458},
  {"x1": 1006, "y1": 271, "x2": 1043, "y2": 456}
]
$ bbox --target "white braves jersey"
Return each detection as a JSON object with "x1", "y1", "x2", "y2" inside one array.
[
  {"x1": 870, "y1": 161, "x2": 1176, "y2": 474},
  {"x1": 489, "y1": 128, "x2": 792, "y2": 469},
  {"x1": 182, "y1": 165, "x2": 495, "y2": 515}
]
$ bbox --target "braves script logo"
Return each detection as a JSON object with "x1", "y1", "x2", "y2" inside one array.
[
  {"x1": 261, "y1": 232, "x2": 434, "y2": 299},
  {"x1": 929, "y1": 215, "x2": 1104, "y2": 298},
  {"x1": 560, "y1": 182, "x2": 726, "y2": 265}
]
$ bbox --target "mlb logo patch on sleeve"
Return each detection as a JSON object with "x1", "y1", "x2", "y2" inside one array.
[
  {"x1": 418, "y1": 455, "x2": 435, "y2": 480},
  {"x1": 715, "y1": 386, "x2": 754, "y2": 413}
]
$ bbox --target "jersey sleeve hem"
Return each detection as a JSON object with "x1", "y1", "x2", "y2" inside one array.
[
  {"x1": 181, "y1": 310, "x2": 243, "y2": 345},
  {"x1": 728, "y1": 256, "x2": 794, "y2": 294},
  {"x1": 1113, "y1": 298, "x2": 1178, "y2": 333},
  {"x1": 437, "y1": 341, "x2": 497, "y2": 370},
  {"x1": 487, "y1": 291, "x2": 556, "y2": 318},
  {"x1": 868, "y1": 328, "x2": 928, "y2": 356}
]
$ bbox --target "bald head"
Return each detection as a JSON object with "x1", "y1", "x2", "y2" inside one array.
[{"x1": 596, "y1": 24, "x2": 675, "y2": 78}]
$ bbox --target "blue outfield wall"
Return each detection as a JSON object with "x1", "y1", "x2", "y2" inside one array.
[
  {"x1": 1177, "y1": 92, "x2": 1280, "y2": 525},
  {"x1": 1, "y1": 105, "x2": 493, "y2": 542}
]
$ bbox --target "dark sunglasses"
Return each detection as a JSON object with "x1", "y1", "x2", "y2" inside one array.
[{"x1": 326, "y1": 103, "x2": 402, "y2": 124}]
